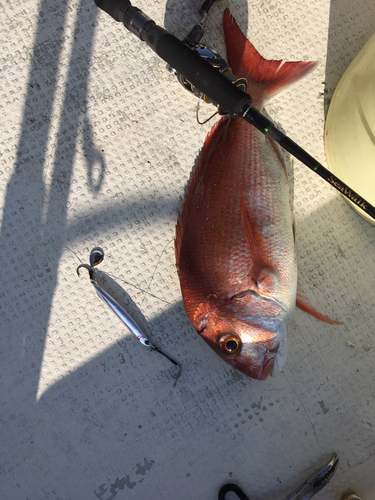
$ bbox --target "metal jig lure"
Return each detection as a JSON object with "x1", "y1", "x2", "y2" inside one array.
[{"x1": 77, "y1": 247, "x2": 181, "y2": 382}]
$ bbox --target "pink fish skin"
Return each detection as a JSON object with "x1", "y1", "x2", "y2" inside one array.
[{"x1": 175, "y1": 10, "x2": 319, "y2": 380}]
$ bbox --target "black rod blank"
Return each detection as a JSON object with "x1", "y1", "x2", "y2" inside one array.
[
  {"x1": 94, "y1": 0, "x2": 375, "y2": 222},
  {"x1": 243, "y1": 106, "x2": 375, "y2": 219}
]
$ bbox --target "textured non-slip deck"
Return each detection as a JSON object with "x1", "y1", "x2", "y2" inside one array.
[{"x1": 1, "y1": 0, "x2": 375, "y2": 498}]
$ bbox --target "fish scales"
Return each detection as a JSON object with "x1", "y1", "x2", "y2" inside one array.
[
  {"x1": 179, "y1": 119, "x2": 295, "y2": 314},
  {"x1": 175, "y1": 10, "x2": 320, "y2": 380}
]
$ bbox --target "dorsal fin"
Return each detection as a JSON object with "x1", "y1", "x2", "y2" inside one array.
[
  {"x1": 296, "y1": 282, "x2": 343, "y2": 325},
  {"x1": 175, "y1": 117, "x2": 230, "y2": 266}
]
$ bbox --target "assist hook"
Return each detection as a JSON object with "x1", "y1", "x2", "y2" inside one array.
[{"x1": 76, "y1": 246, "x2": 104, "y2": 280}]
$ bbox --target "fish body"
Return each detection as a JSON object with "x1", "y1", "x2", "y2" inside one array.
[{"x1": 175, "y1": 11, "x2": 318, "y2": 380}]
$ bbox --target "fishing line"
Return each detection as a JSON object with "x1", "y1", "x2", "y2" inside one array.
[
  {"x1": 196, "y1": 94, "x2": 219, "y2": 125},
  {"x1": 64, "y1": 244, "x2": 173, "y2": 306},
  {"x1": 140, "y1": 238, "x2": 175, "y2": 309},
  {"x1": 283, "y1": 370, "x2": 323, "y2": 460},
  {"x1": 63, "y1": 245, "x2": 85, "y2": 264},
  {"x1": 105, "y1": 272, "x2": 173, "y2": 306}
]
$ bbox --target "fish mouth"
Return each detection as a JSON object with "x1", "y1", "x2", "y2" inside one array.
[
  {"x1": 230, "y1": 324, "x2": 288, "y2": 380},
  {"x1": 270, "y1": 327, "x2": 288, "y2": 377},
  {"x1": 259, "y1": 335, "x2": 288, "y2": 380},
  {"x1": 229, "y1": 346, "x2": 276, "y2": 380},
  {"x1": 259, "y1": 355, "x2": 275, "y2": 380}
]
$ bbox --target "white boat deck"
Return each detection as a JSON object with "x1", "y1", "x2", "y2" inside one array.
[{"x1": 1, "y1": 0, "x2": 375, "y2": 498}]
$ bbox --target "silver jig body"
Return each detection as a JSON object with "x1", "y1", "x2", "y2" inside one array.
[{"x1": 76, "y1": 247, "x2": 181, "y2": 381}]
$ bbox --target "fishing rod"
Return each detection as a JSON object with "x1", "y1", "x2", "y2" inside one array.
[{"x1": 94, "y1": 0, "x2": 375, "y2": 222}]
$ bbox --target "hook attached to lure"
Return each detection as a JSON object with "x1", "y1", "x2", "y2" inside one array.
[{"x1": 77, "y1": 247, "x2": 181, "y2": 382}]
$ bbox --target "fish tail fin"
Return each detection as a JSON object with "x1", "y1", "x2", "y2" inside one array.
[
  {"x1": 223, "y1": 10, "x2": 318, "y2": 106},
  {"x1": 296, "y1": 283, "x2": 344, "y2": 325}
]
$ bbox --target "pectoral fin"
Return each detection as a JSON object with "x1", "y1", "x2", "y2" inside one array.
[{"x1": 296, "y1": 282, "x2": 343, "y2": 325}]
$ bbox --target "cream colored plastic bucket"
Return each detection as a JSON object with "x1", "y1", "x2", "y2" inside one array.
[{"x1": 325, "y1": 32, "x2": 375, "y2": 224}]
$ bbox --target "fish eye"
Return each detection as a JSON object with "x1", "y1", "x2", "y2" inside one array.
[
  {"x1": 219, "y1": 334, "x2": 242, "y2": 356},
  {"x1": 226, "y1": 340, "x2": 238, "y2": 352}
]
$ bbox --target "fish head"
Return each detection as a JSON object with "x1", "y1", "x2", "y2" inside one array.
[{"x1": 196, "y1": 300, "x2": 291, "y2": 380}]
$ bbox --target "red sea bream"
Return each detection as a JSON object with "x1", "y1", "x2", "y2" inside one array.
[{"x1": 175, "y1": 10, "x2": 336, "y2": 380}]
